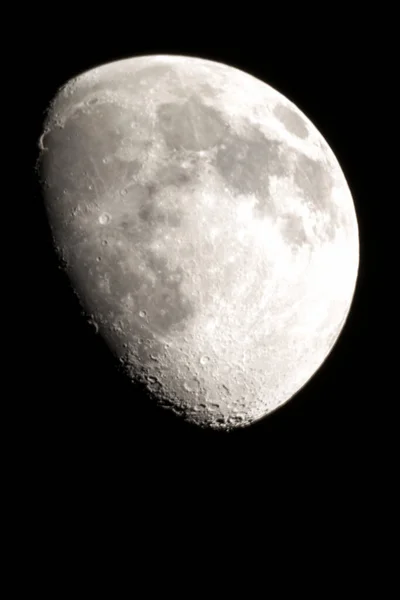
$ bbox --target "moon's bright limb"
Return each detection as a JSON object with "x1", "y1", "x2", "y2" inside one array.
[{"x1": 38, "y1": 55, "x2": 359, "y2": 430}]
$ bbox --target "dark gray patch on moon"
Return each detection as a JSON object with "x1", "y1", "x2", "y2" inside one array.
[
  {"x1": 198, "y1": 82, "x2": 221, "y2": 97},
  {"x1": 279, "y1": 213, "x2": 308, "y2": 248},
  {"x1": 144, "y1": 252, "x2": 195, "y2": 333},
  {"x1": 156, "y1": 164, "x2": 193, "y2": 188},
  {"x1": 123, "y1": 182, "x2": 153, "y2": 211},
  {"x1": 157, "y1": 96, "x2": 227, "y2": 151},
  {"x1": 294, "y1": 153, "x2": 333, "y2": 208},
  {"x1": 40, "y1": 103, "x2": 142, "y2": 203},
  {"x1": 133, "y1": 183, "x2": 184, "y2": 229},
  {"x1": 69, "y1": 237, "x2": 195, "y2": 342},
  {"x1": 294, "y1": 153, "x2": 339, "y2": 240},
  {"x1": 138, "y1": 201, "x2": 183, "y2": 228},
  {"x1": 273, "y1": 104, "x2": 309, "y2": 139},
  {"x1": 253, "y1": 185, "x2": 279, "y2": 221},
  {"x1": 215, "y1": 123, "x2": 288, "y2": 219},
  {"x1": 134, "y1": 64, "x2": 172, "y2": 84}
]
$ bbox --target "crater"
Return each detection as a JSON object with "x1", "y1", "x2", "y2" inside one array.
[
  {"x1": 99, "y1": 212, "x2": 111, "y2": 225},
  {"x1": 157, "y1": 96, "x2": 227, "y2": 151},
  {"x1": 273, "y1": 104, "x2": 309, "y2": 139},
  {"x1": 38, "y1": 131, "x2": 50, "y2": 151}
]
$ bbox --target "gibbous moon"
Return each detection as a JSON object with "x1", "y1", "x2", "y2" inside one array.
[{"x1": 38, "y1": 55, "x2": 359, "y2": 430}]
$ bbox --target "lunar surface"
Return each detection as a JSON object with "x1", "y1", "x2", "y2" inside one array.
[{"x1": 37, "y1": 55, "x2": 359, "y2": 430}]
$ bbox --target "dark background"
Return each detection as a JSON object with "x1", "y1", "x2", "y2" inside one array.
[{"x1": 26, "y1": 15, "x2": 379, "y2": 513}]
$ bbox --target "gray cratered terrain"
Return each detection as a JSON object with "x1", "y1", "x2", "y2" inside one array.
[{"x1": 38, "y1": 55, "x2": 359, "y2": 430}]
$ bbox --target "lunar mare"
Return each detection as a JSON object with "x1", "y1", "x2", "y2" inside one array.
[{"x1": 38, "y1": 54, "x2": 359, "y2": 430}]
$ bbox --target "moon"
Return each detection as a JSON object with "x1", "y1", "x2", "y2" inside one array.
[{"x1": 37, "y1": 55, "x2": 359, "y2": 430}]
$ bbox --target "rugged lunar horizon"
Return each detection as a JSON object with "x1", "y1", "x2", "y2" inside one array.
[{"x1": 38, "y1": 54, "x2": 359, "y2": 430}]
